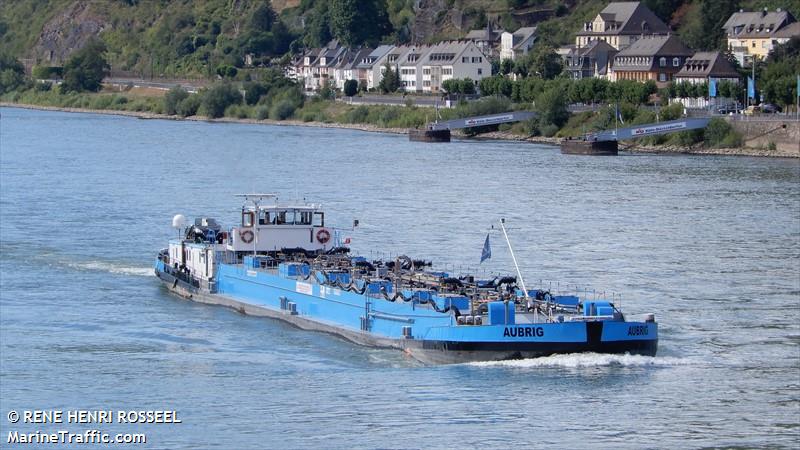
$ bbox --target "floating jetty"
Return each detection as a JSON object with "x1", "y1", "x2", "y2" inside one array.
[
  {"x1": 560, "y1": 139, "x2": 619, "y2": 155},
  {"x1": 408, "y1": 128, "x2": 451, "y2": 142}
]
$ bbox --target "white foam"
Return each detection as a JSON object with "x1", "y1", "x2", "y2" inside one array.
[
  {"x1": 66, "y1": 261, "x2": 153, "y2": 277},
  {"x1": 467, "y1": 352, "x2": 692, "y2": 369}
]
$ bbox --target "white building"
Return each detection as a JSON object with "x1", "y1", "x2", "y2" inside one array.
[
  {"x1": 420, "y1": 41, "x2": 491, "y2": 93},
  {"x1": 357, "y1": 45, "x2": 395, "y2": 90},
  {"x1": 500, "y1": 27, "x2": 537, "y2": 61}
]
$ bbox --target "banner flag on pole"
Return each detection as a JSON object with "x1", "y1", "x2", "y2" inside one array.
[
  {"x1": 747, "y1": 76, "x2": 755, "y2": 99},
  {"x1": 480, "y1": 233, "x2": 491, "y2": 264},
  {"x1": 709, "y1": 79, "x2": 717, "y2": 98}
]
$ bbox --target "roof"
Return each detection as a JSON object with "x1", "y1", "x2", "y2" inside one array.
[
  {"x1": 397, "y1": 45, "x2": 433, "y2": 66},
  {"x1": 613, "y1": 35, "x2": 692, "y2": 71},
  {"x1": 566, "y1": 40, "x2": 618, "y2": 75},
  {"x1": 356, "y1": 45, "x2": 395, "y2": 69},
  {"x1": 723, "y1": 9, "x2": 797, "y2": 38},
  {"x1": 511, "y1": 27, "x2": 537, "y2": 49},
  {"x1": 344, "y1": 48, "x2": 373, "y2": 70},
  {"x1": 774, "y1": 21, "x2": 800, "y2": 38},
  {"x1": 465, "y1": 21, "x2": 504, "y2": 42},
  {"x1": 675, "y1": 51, "x2": 740, "y2": 79},
  {"x1": 385, "y1": 45, "x2": 414, "y2": 65},
  {"x1": 576, "y1": 1, "x2": 670, "y2": 37},
  {"x1": 616, "y1": 34, "x2": 692, "y2": 57},
  {"x1": 423, "y1": 41, "x2": 467, "y2": 65},
  {"x1": 580, "y1": 39, "x2": 618, "y2": 57}
]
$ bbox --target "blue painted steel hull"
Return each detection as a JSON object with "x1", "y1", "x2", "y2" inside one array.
[{"x1": 155, "y1": 260, "x2": 658, "y2": 364}]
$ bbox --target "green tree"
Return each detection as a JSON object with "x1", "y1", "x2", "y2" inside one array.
[
  {"x1": 249, "y1": 3, "x2": 276, "y2": 33},
  {"x1": 536, "y1": 87, "x2": 569, "y2": 128},
  {"x1": 176, "y1": 94, "x2": 201, "y2": 117},
  {"x1": 760, "y1": 37, "x2": 800, "y2": 108},
  {"x1": 330, "y1": 0, "x2": 392, "y2": 47},
  {"x1": 442, "y1": 78, "x2": 460, "y2": 93},
  {"x1": 515, "y1": 45, "x2": 563, "y2": 79},
  {"x1": 683, "y1": 0, "x2": 739, "y2": 50},
  {"x1": 343, "y1": 79, "x2": 358, "y2": 97},
  {"x1": 244, "y1": 81, "x2": 267, "y2": 105},
  {"x1": 303, "y1": 2, "x2": 333, "y2": 48},
  {"x1": 499, "y1": 58, "x2": 513, "y2": 75},
  {"x1": 202, "y1": 83, "x2": 242, "y2": 118},
  {"x1": 459, "y1": 78, "x2": 476, "y2": 95},
  {"x1": 164, "y1": 86, "x2": 189, "y2": 115},
  {"x1": 0, "y1": 52, "x2": 25, "y2": 94},
  {"x1": 61, "y1": 39, "x2": 109, "y2": 92},
  {"x1": 319, "y1": 80, "x2": 335, "y2": 100},
  {"x1": 378, "y1": 63, "x2": 399, "y2": 93}
]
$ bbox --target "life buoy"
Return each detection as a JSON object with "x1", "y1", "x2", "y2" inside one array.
[
  {"x1": 240, "y1": 229, "x2": 254, "y2": 244},
  {"x1": 316, "y1": 228, "x2": 331, "y2": 244}
]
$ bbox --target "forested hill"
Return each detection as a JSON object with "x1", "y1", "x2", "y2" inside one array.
[{"x1": 1, "y1": 0, "x2": 798, "y2": 77}]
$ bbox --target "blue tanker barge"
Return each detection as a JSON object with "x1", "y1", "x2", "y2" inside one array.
[{"x1": 155, "y1": 194, "x2": 657, "y2": 364}]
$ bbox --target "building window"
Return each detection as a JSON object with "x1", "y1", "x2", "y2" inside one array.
[
  {"x1": 477, "y1": 68, "x2": 482, "y2": 75},
  {"x1": 660, "y1": 57, "x2": 666, "y2": 67},
  {"x1": 751, "y1": 41, "x2": 756, "y2": 48},
  {"x1": 423, "y1": 68, "x2": 431, "y2": 75},
  {"x1": 462, "y1": 57, "x2": 468, "y2": 63},
  {"x1": 423, "y1": 80, "x2": 431, "y2": 87},
  {"x1": 673, "y1": 57, "x2": 680, "y2": 67},
  {"x1": 442, "y1": 68, "x2": 453, "y2": 75},
  {"x1": 658, "y1": 73, "x2": 667, "y2": 82}
]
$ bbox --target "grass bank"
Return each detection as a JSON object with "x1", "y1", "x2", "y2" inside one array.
[{"x1": 4, "y1": 86, "x2": 793, "y2": 158}]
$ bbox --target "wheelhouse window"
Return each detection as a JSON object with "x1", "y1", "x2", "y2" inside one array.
[
  {"x1": 313, "y1": 212, "x2": 324, "y2": 227},
  {"x1": 242, "y1": 211, "x2": 255, "y2": 227},
  {"x1": 259, "y1": 210, "x2": 273, "y2": 225},
  {"x1": 299, "y1": 211, "x2": 313, "y2": 225}
]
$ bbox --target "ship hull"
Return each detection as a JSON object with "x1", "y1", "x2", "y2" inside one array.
[{"x1": 155, "y1": 262, "x2": 658, "y2": 364}]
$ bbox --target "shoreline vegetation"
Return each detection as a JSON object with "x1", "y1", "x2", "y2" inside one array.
[{"x1": 4, "y1": 100, "x2": 796, "y2": 159}]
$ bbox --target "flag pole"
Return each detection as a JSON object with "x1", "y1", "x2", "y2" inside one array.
[{"x1": 499, "y1": 218, "x2": 531, "y2": 310}]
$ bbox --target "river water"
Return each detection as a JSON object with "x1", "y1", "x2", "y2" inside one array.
[{"x1": 1, "y1": 107, "x2": 798, "y2": 448}]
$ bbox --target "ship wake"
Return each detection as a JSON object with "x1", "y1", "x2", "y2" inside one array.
[{"x1": 467, "y1": 352, "x2": 691, "y2": 369}]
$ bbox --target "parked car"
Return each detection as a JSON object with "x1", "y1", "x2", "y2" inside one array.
[
  {"x1": 760, "y1": 103, "x2": 782, "y2": 114},
  {"x1": 716, "y1": 103, "x2": 742, "y2": 114},
  {"x1": 744, "y1": 105, "x2": 761, "y2": 115}
]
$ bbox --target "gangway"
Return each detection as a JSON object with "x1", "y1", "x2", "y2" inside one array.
[
  {"x1": 409, "y1": 111, "x2": 537, "y2": 142},
  {"x1": 429, "y1": 111, "x2": 537, "y2": 131},
  {"x1": 562, "y1": 117, "x2": 712, "y2": 155}
]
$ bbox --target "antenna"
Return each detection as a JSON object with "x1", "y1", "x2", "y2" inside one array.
[{"x1": 499, "y1": 218, "x2": 531, "y2": 311}]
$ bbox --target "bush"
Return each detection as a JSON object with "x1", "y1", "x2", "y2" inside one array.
[
  {"x1": 343, "y1": 79, "x2": 358, "y2": 97},
  {"x1": 701, "y1": 118, "x2": 743, "y2": 148},
  {"x1": 244, "y1": 82, "x2": 267, "y2": 105},
  {"x1": 269, "y1": 99, "x2": 295, "y2": 120},
  {"x1": 225, "y1": 104, "x2": 250, "y2": 119},
  {"x1": 535, "y1": 87, "x2": 569, "y2": 128},
  {"x1": 164, "y1": 86, "x2": 189, "y2": 115},
  {"x1": 255, "y1": 105, "x2": 270, "y2": 120},
  {"x1": 202, "y1": 83, "x2": 242, "y2": 118},
  {"x1": 454, "y1": 96, "x2": 512, "y2": 118},
  {"x1": 216, "y1": 64, "x2": 238, "y2": 78},
  {"x1": 34, "y1": 81, "x2": 52, "y2": 92},
  {"x1": 540, "y1": 123, "x2": 559, "y2": 137},
  {"x1": 0, "y1": 53, "x2": 26, "y2": 94},
  {"x1": 61, "y1": 39, "x2": 108, "y2": 92},
  {"x1": 31, "y1": 65, "x2": 63, "y2": 79},
  {"x1": 176, "y1": 94, "x2": 201, "y2": 117},
  {"x1": 344, "y1": 105, "x2": 370, "y2": 123}
]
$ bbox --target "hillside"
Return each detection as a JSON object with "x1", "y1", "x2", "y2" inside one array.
[{"x1": 1, "y1": 0, "x2": 799, "y2": 77}]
